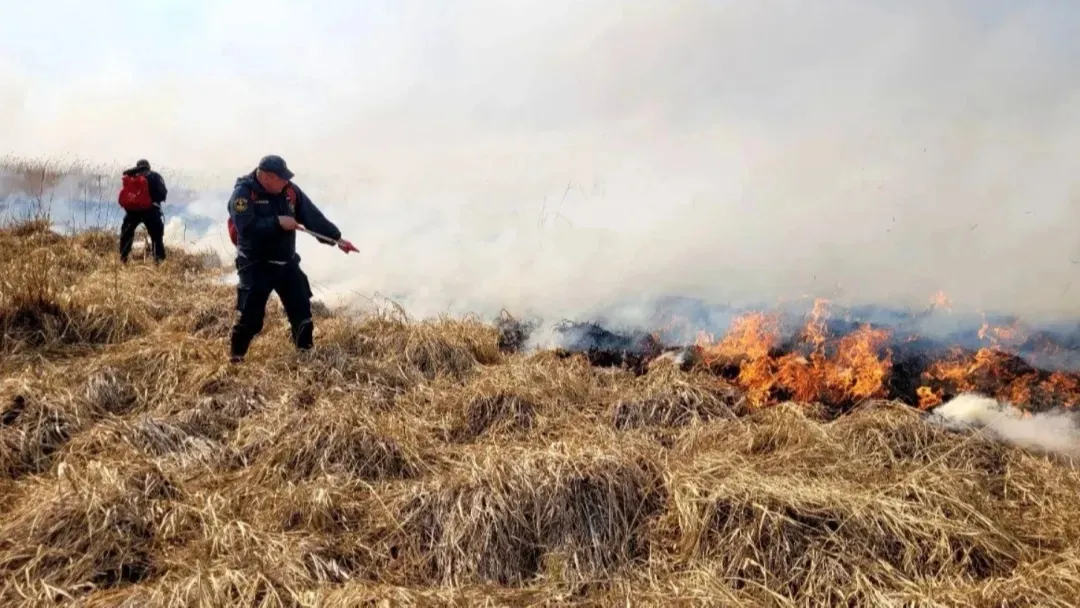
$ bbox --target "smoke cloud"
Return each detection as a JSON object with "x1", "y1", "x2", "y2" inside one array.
[
  {"x1": 4, "y1": 1, "x2": 1080, "y2": 327},
  {"x1": 926, "y1": 393, "x2": 1080, "y2": 459}
]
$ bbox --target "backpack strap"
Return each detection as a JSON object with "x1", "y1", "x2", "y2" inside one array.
[{"x1": 285, "y1": 185, "x2": 297, "y2": 214}]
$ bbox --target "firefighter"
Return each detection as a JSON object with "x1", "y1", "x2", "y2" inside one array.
[
  {"x1": 226, "y1": 155, "x2": 356, "y2": 362},
  {"x1": 118, "y1": 159, "x2": 168, "y2": 263}
]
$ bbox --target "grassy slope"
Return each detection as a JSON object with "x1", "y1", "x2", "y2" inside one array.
[{"x1": 1, "y1": 219, "x2": 1079, "y2": 607}]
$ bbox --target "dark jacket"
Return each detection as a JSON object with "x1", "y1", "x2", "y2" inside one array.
[
  {"x1": 227, "y1": 171, "x2": 342, "y2": 263},
  {"x1": 121, "y1": 168, "x2": 168, "y2": 205}
]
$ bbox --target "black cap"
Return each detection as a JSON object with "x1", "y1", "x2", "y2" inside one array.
[
  {"x1": 257, "y1": 155, "x2": 294, "y2": 180},
  {"x1": 124, "y1": 158, "x2": 151, "y2": 174}
]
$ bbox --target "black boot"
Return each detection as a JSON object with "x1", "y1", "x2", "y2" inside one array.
[
  {"x1": 292, "y1": 319, "x2": 314, "y2": 351},
  {"x1": 230, "y1": 330, "x2": 252, "y2": 363}
]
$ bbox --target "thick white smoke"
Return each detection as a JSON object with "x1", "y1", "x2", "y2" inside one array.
[
  {"x1": 926, "y1": 393, "x2": 1080, "y2": 459},
  {"x1": 4, "y1": 1, "x2": 1080, "y2": 325}
]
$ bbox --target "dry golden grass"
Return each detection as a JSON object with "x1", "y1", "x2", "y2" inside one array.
[{"x1": 1, "y1": 217, "x2": 1079, "y2": 607}]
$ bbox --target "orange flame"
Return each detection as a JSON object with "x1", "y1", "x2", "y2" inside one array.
[
  {"x1": 697, "y1": 299, "x2": 893, "y2": 408},
  {"x1": 929, "y1": 290, "x2": 952, "y2": 312},
  {"x1": 681, "y1": 293, "x2": 1080, "y2": 413},
  {"x1": 917, "y1": 347, "x2": 1080, "y2": 410}
]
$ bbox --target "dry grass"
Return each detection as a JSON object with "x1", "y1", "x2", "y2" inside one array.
[{"x1": 1, "y1": 217, "x2": 1080, "y2": 607}]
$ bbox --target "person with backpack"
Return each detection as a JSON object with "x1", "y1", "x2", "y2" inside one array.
[
  {"x1": 226, "y1": 154, "x2": 356, "y2": 363},
  {"x1": 117, "y1": 159, "x2": 168, "y2": 264}
]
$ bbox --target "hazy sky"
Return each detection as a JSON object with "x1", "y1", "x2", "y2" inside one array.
[{"x1": 3, "y1": 1, "x2": 1080, "y2": 326}]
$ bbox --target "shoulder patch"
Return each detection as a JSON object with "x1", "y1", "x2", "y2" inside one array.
[{"x1": 233, "y1": 196, "x2": 248, "y2": 212}]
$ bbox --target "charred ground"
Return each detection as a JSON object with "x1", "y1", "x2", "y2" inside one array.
[{"x1": 2, "y1": 219, "x2": 1080, "y2": 607}]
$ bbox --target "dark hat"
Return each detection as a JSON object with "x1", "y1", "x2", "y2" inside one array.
[
  {"x1": 124, "y1": 158, "x2": 151, "y2": 174},
  {"x1": 257, "y1": 155, "x2": 294, "y2": 180}
]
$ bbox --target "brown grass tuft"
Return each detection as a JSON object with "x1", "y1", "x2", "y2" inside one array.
[
  {"x1": 449, "y1": 391, "x2": 539, "y2": 442},
  {"x1": 0, "y1": 247, "x2": 146, "y2": 354},
  {"x1": 667, "y1": 462, "x2": 1022, "y2": 596},
  {"x1": 83, "y1": 367, "x2": 140, "y2": 415},
  {"x1": 0, "y1": 457, "x2": 178, "y2": 602},
  {"x1": 159, "y1": 391, "x2": 267, "y2": 444},
  {"x1": 369, "y1": 440, "x2": 664, "y2": 588},
  {"x1": 234, "y1": 402, "x2": 428, "y2": 483},
  {"x1": 186, "y1": 298, "x2": 236, "y2": 338},
  {"x1": 613, "y1": 368, "x2": 746, "y2": 430},
  {"x1": 65, "y1": 416, "x2": 240, "y2": 476},
  {"x1": 0, "y1": 394, "x2": 80, "y2": 480},
  {"x1": 72, "y1": 229, "x2": 119, "y2": 257},
  {"x1": 350, "y1": 313, "x2": 501, "y2": 379}
]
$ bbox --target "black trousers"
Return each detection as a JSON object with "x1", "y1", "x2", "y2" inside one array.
[
  {"x1": 119, "y1": 207, "x2": 166, "y2": 262},
  {"x1": 230, "y1": 258, "x2": 315, "y2": 358}
]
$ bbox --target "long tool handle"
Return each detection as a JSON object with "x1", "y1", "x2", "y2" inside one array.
[
  {"x1": 298, "y1": 225, "x2": 337, "y2": 244},
  {"x1": 298, "y1": 225, "x2": 357, "y2": 253}
]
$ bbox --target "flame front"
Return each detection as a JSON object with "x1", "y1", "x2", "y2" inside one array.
[
  {"x1": 918, "y1": 347, "x2": 1080, "y2": 410},
  {"x1": 688, "y1": 295, "x2": 1079, "y2": 413}
]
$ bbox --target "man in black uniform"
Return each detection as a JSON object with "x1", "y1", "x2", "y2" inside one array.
[
  {"x1": 227, "y1": 155, "x2": 355, "y2": 362},
  {"x1": 119, "y1": 159, "x2": 168, "y2": 264}
]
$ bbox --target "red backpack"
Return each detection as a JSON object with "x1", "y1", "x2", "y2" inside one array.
[{"x1": 118, "y1": 174, "x2": 153, "y2": 211}]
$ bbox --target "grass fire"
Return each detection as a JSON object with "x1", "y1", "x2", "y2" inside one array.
[
  {"x1": 7, "y1": 0, "x2": 1080, "y2": 602},
  {"x1": 2, "y1": 209, "x2": 1079, "y2": 606}
]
